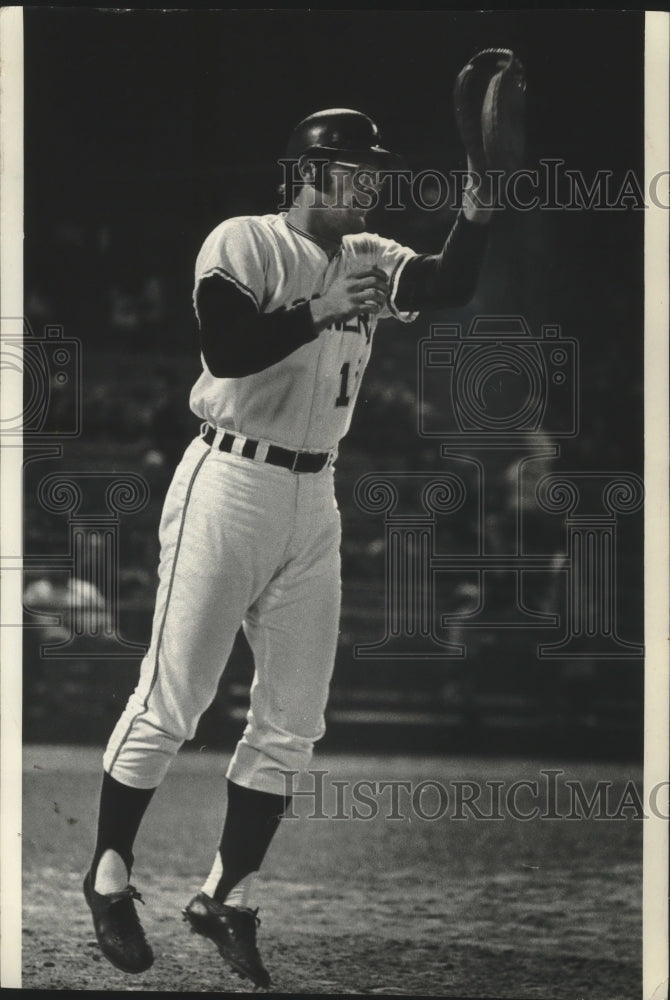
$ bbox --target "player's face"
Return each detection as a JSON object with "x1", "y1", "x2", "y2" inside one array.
[{"x1": 319, "y1": 161, "x2": 382, "y2": 235}]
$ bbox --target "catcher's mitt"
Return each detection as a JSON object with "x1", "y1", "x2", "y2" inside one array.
[{"x1": 453, "y1": 49, "x2": 526, "y2": 173}]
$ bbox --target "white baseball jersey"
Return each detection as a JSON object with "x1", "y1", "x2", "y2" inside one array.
[
  {"x1": 105, "y1": 212, "x2": 421, "y2": 797},
  {"x1": 189, "y1": 213, "x2": 419, "y2": 452}
]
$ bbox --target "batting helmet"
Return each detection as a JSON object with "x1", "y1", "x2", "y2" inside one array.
[{"x1": 285, "y1": 108, "x2": 401, "y2": 168}]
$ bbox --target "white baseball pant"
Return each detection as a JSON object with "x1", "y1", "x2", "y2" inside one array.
[{"x1": 103, "y1": 435, "x2": 342, "y2": 794}]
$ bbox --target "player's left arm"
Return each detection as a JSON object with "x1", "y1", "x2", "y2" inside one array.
[
  {"x1": 395, "y1": 48, "x2": 525, "y2": 314},
  {"x1": 394, "y1": 201, "x2": 491, "y2": 313}
]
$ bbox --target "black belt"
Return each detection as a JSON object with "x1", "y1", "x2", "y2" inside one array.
[{"x1": 202, "y1": 425, "x2": 331, "y2": 473}]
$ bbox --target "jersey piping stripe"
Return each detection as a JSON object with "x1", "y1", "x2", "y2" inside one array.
[
  {"x1": 386, "y1": 254, "x2": 419, "y2": 322},
  {"x1": 200, "y1": 266, "x2": 260, "y2": 310},
  {"x1": 107, "y1": 447, "x2": 211, "y2": 777},
  {"x1": 285, "y1": 219, "x2": 342, "y2": 258}
]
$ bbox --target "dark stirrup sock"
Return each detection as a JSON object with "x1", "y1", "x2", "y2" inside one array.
[
  {"x1": 90, "y1": 771, "x2": 157, "y2": 882},
  {"x1": 212, "y1": 779, "x2": 292, "y2": 903}
]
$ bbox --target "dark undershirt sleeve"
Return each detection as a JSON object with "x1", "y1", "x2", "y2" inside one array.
[
  {"x1": 196, "y1": 275, "x2": 319, "y2": 378},
  {"x1": 394, "y1": 210, "x2": 490, "y2": 313}
]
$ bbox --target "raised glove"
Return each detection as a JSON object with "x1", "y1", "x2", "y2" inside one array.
[{"x1": 454, "y1": 48, "x2": 526, "y2": 174}]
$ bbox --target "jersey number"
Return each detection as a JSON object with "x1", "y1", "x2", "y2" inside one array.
[{"x1": 335, "y1": 363, "x2": 351, "y2": 407}]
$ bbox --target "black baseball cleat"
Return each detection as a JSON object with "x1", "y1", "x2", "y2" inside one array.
[
  {"x1": 182, "y1": 892, "x2": 271, "y2": 989},
  {"x1": 83, "y1": 870, "x2": 154, "y2": 974}
]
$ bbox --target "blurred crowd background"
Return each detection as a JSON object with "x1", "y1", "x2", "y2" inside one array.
[{"x1": 20, "y1": 10, "x2": 645, "y2": 759}]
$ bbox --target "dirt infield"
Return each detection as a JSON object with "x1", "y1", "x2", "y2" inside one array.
[{"x1": 21, "y1": 746, "x2": 642, "y2": 997}]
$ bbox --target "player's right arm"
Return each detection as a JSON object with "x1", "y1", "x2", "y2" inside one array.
[
  {"x1": 198, "y1": 267, "x2": 388, "y2": 378},
  {"x1": 195, "y1": 218, "x2": 388, "y2": 378},
  {"x1": 195, "y1": 217, "x2": 315, "y2": 378},
  {"x1": 198, "y1": 277, "x2": 316, "y2": 378}
]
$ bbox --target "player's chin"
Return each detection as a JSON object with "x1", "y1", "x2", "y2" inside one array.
[{"x1": 340, "y1": 208, "x2": 368, "y2": 233}]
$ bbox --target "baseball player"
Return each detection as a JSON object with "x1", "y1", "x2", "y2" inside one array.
[{"x1": 84, "y1": 51, "x2": 524, "y2": 989}]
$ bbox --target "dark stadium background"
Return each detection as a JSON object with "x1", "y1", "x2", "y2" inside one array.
[{"x1": 22, "y1": 10, "x2": 645, "y2": 759}]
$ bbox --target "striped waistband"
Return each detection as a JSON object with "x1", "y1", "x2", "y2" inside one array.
[{"x1": 201, "y1": 425, "x2": 335, "y2": 474}]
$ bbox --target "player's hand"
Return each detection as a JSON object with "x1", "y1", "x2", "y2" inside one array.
[
  {"x1": 310, "y1": 267, "x2": 389, "y2": 331},
  {"x1": 453, "y1": 49, "x2": 526, "y2": 222}
]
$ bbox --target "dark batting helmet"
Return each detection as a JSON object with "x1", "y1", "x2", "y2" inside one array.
[{"x1": 285, "y1": 108, "x2": 401, "y2": 168}]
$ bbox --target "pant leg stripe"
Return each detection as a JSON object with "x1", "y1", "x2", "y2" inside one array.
[{"x1": 107, "y1": 448, "x2": 210, "y2": 776}]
